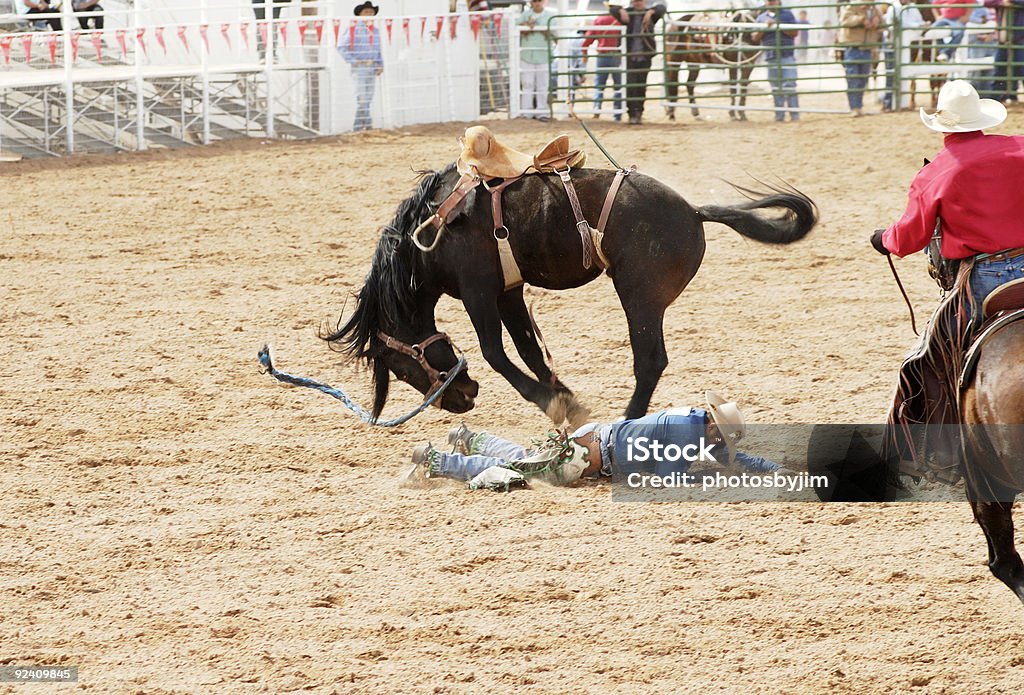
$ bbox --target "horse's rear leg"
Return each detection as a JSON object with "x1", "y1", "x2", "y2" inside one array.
[
  {"x1": 497, "y1": 287, "x2": 571, "y2": 392},
  {"x1": 687, "y1": 67, "x2": 701, "y2": 119},
  {"x1": 665, "y1": 64, "x2": 679, "y2": 121},
  {"x1": 968, "y1": 479, "x2": 1024, "y2": 605},
  {"x1": 620, "y1": 303, "x2": 668, "y2": 419}
]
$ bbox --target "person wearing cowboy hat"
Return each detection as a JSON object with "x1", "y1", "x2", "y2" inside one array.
[
  {"x1": 871, "y1": 79, "x2": 1024, "y2": 473},
  {"x1": 339, "y1": 2, "x2": 384, "y2": 132},
  {"x1": 404, "y1": 392, "x2": 779, "y2": 490}
]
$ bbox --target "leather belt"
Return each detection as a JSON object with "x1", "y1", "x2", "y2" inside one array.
[{"x1": 976, "y1": 247, "x2": 1024, "y2": 263}]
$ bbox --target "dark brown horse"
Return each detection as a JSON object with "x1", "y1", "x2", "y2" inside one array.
[
  {"x1": 324, "y1": 164, "x2": 817, "y2": 426},
  {"x1": 664, "y1": 10, "x2": 761, "y2": 121},
  {"x1": 960, "y1": 317, "x2": 1024, "y2": 603}
]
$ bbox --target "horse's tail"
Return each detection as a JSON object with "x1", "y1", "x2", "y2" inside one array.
[{"x1": 696, "y1": 183, "x2": 818, "y2": 244}]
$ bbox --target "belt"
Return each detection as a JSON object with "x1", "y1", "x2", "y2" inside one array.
[{"x1": 975, "y1": 247, "x2": 1024, "y2": 263}]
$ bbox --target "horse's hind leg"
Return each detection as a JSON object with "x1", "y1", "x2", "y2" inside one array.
[
  {"x1": 968, "y1": 479, "x2": 1024, "y2": 605},
  {"x1": 665, "y1": 63, "x2": 679, "y2": 121},
  {"x1": 497, "y1": 287, "x2": 571, "y2": 392},
  {"x1": 686, "y1": 67, "x2": 701, "y2": 119}
]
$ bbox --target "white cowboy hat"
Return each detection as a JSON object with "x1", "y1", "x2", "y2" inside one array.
[
  {"x1": 919, "y1": 80, "x2": 1006, "y2": 134},
  {"x1": 706, "y1": 390, "x2": 746, "y2": 464}
]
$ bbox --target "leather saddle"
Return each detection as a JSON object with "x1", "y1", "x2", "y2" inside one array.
[{"x1": 456, "y1": 125, "x2": 586, "y2": 180}]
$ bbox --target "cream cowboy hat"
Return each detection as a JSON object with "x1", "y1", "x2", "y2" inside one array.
[
  {"x1": 919, "y1": 80, "x2": 1006, "y2": 134},
  {"x1": 457, "y1": 126, "x2": 535, "y2": 179},
  {"x1": 706, "y1": 390, "x2": 746, "y2": 464}
]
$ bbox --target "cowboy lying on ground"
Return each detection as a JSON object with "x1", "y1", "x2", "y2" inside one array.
[{"x1": 403, "y1": 392, "x2": 781, "y2": 491}]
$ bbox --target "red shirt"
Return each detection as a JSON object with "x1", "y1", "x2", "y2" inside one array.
[
  {"x1": 581, "y1": 14, "x2": 623, "y2": 53},
  {"x1": 934, "y1": 0, "x2": 969, "y2": 20},
  {"x1": 882, "y1": 131, "x2": 1024, "y2": 259}
]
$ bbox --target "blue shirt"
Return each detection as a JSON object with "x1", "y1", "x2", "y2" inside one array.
[
  {"x1": 757, "y1": 8, "x2": 797, "y2": 60},
  {"x1": 339, "y1": 22, "x2": 383, "y2": 68}
]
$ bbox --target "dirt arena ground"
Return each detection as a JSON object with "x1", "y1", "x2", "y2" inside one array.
[{"x1": 4, "y1": 110, "x2": 1024, "y2": 694}]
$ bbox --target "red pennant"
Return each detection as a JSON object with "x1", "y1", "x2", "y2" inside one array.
[
  {"x1": 240, "y1": 22, "x2": 251, "y2": 50},
  {"x1": 71, "y1": 31, "x2": 80, "y2": 61},
  {"x1": 115, "y1": 29, "x2": 127, "y2": 59},
  {"x1": 177, "y1": 25, "x2": 189, "y2": 53},
  {"x1": 136, "y1": 28, "x2": 148, "y2": 57},
  {"x1": 21, "y1": 34, "x2": 31, "y2": 63},
  {"x1": 199, "y1": 24, "x2": 209, "y2": 54},
  {"x1": 494, "y1": 13, "x2": 503, "y2": 39},
  {"x1": 348, "y1": 20, "x2": 356, "y2": 49},
  {"x1": 278, "y1": 21, "x2": 288, "y2": 48},
  {"x1": 366, "y1": 20, "x2": 375, "y2": 48},
  {"x1": 470, "y1": 15, "x2": 482, "y2": 41},
  {"x1": 435, "y1": 16, "x2": 444, "y2": 39},
  {"x1": 313, "y1": 19, "x2": 324, "y2": 44},
  {"x1": 47, "y1": 33, "x2": 57, "y2": 63},
  {"x1": 297, "y1": 20, "x2": 307, "y2": 45},
  {"x1": 220, "y1": 23, "x2": 231, "y2": 50},
  {"x1": 332, "y1": 18, "x2": 341, "y2": 46},
  {"x1": 155, "y1": 26, "x2": 167, "y2": 55},
  {"x1": 449, "y1": 16, "x2": 458, "y2": 40},
  {"x1": 385, "y1": 18, "x2": 393, "y2": 43},
  {"x1": 90, "y1": 32, "x2": 103, "y2": 61},
  {"x1": 257, "y1": 21, "x2": 268, "y2": 50},
  {"x1": 0, "y1": 35, "x2": 11, "y2": 65},
  {"x1": 420, "y1": 17, "x2": 426, "y2": 41},
  {"x1": 402, "y1": 18, "x2": 410, "y2": 46}
]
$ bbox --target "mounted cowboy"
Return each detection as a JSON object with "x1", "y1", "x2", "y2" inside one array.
[{"x1": 871, "y1": 79, "x2": 1024, "y2": 481}]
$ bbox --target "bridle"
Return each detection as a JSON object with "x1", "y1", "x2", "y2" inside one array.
[{"x1": 376, "y1": 330, "x2": 465, "y2": 400}]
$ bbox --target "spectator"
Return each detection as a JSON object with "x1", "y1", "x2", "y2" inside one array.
[
  {"x1": 610, "y1": 0, "x2": 667, "y2": 125},
  {"x1": 339, "y1": 2, "x2": 384, "y2": 132},
  {"x1": 837, "y1": 0, "x2": 884, "y2": 116},
  {"x1": 404, "y1": 392, "x2": 780, "y2": 489},
  {"x1": 582, "y1": 7, "x2": 625, "y2": 120},
  {"x1": 983, "y1": 0, "x2": 1024, "y2": 104},
  {"x1": 566, "y1": 29, "x2": 588, "y2": 108},
  {"x1": 517, "y1": 0, "x2": 558, "y2": 120},
  {"x1": 882, "y1": 0, "x2": 926, "y2": 111},
  {"x1": 72, "y1": 0, "x2": 104, "y2": 31},
  {"x1": 796, "y1": 9, "x2": 811, "y2": 51},
  {"x1": 930, "y1": 0, "x2": 971, "y2": 61},
  {"x1": 753, "y1": 0, "x2": 801, "y2": 122},
  {"x1": 15, "y1": 0, "x2": 62, "y2": 31},
  {"x1": 967, "y1": 5, "x2": 999, "y2": 95}
]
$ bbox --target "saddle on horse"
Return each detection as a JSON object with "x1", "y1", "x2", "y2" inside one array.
[{"x1": 414, "y1": 126, "x2": 625, "y2": 289}]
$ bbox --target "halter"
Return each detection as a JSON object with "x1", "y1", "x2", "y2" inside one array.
[{"x1": 376, "y1": 330, "x2": 462, "y2": 399}]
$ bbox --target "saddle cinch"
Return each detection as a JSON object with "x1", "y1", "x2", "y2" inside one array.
[{"x1": 412, "y1": 125, "x2": 629, "y2": 290}]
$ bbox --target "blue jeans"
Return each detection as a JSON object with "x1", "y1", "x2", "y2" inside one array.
[
  {"x1": 593, "y1": 54, "x2": 623, "y2": 118},
  {"x1": 970, "y1": 256, "x2": 1024, "y2": 324},
  {"x1": 931, "y1": 18, "x2": 965, "y2": 58},
  {"x1": 843, "y1": 46, "x2": 873, "y2": 110},
  {"x1": 432, "y1": 433, "x2": 529, "y2": 480},
  {"x1": 352, "y1": 66, "x2": 378, "y2": 131},
  {"x1": 765, "y1": 55, "x2": 798, "y2": 121},
  {"x1": 991, "y1": 44, "x2": 1024, "y2": 102}
]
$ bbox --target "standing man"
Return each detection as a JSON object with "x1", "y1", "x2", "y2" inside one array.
[
  {"x1": 753, "y1": 0, "x2": 800, "y2": 122},
  {"x1": 610, "y1": 0, "x2": 667, "y2": 125},
  {"x1": 984, "y1": 0, "x2": 1024, "y2": 104},
  {"x1": 881, "y1": 0, "x2": 925, "y2": 111},
  {"x1": 517, "y1": 0, "x2": 558, "y2": 120},
  {"x1": 837, "y1": 0, "x2": 883, "y2": 117},
  {"x1": 339, "y1": 2, "x2": 384, "y2": 132},
  {"x1": 582, "y1": 7, "x2": 625, "y2": 120}
]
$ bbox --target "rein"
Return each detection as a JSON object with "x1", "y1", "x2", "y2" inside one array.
[
  {"x1": 376, "y1": 330, "x2": 458, "y2": 397},
  {"x1": 887, "y1": 255, "x2": 919, "y2": 336},
  {"x1": 257, "y1": 341, "x2": 467, "y2": 427}
]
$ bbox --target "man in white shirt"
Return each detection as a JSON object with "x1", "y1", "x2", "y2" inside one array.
[
  {"x1": 882, "y1": 0, "x2": 925, "y2": 111},
  {"x1": 14, "y1": 0, "x2": 63, "y2": 31}
]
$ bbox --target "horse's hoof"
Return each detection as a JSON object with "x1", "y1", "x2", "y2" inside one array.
[{"x1": 545, "y1": 392, "x2": 591, "y2": 430}]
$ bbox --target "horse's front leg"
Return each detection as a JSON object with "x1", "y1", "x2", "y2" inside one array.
[
  {"x1": 687, "y1": 67, "x2": 701, "y2": 119},
  {"x1": 665, "y1": 63, "x2": 679, "y2": 121},
  {"x1": 497, "y1": 287, "x2": 573, "y2": 393},
  {"x1": 967, "y1": 476, "x2": 1024, "y2": 605},
  {"x1": 464, "y1": 292, "x2": 590, "y2": 428},
  {"x1": 734, "y1": 67, "x2": 751, "y2": 121}
]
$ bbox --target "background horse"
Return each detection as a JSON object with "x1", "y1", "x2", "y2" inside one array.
[
  {"x1": 325, "y1": 164, "x2": 816, "y2": 427},
  {"x1": 664, "y1": 10, "x2": 761, "y2": 121},
  {"x1": 960, "y1": 319, "x2": 1024, "y2": 604}
]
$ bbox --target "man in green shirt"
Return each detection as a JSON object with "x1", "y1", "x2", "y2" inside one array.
[{"x1": 518, "y1": 0, "x2": 558, "y2": 119}]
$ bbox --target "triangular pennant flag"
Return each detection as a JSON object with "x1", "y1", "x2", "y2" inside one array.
[
  {"x1": 470, "y1": 14, "x2": 481, "y2": 41},
  {"x1": 366, "y1": 20, "x2": 375, "y2": 48},
  {"x1": 21, "y1": 34, "x2": 31, "y2": 63},
  {"x1": 257, "y1": 21, "x2": 268, "y2": 50},
  {"x1": 155, "y1": 26, "x2": 167, "y2": 55},
  {"x1": 199, "y1": 24, "x2": 209, "y2": 54},
  {"x1": 313, "y1": 19, "x2": 324, "y2": 44},
  {"x1": 47, "y1": 33, "x2": 58, "y2": 63},
  {"x1": 278, "y1": 21, "x2": 287, "y2": 48},
  {"x1": 220, "y1": 23, "x2": 231, "y2": 50},
  {"x1": 384, "y1": 18, "x2": 393, "y2": 44},
  {"x1": 402, "y1": 18, "x2": 410, "y2": 46},
  {"x1": 348, "y1": 20, "x2": 356, "y2": 49},
  {"x1": 297, "y1": 20, "x2": 307, "y2": 45},
  {"x1": 71, "y1": 31, "x2": 80, "y2": 61},
  {"x1": 240, "y1": 21, "x2": 251, "y2": 50},
  {"x1": 177, "y1": 25, "x2": 189, "y2": 53},
  {"x1": 332, "y1": 18, "x2": 341, "y2": 46},
  {"x1": 435, "y1": 16, "x2": 444, "y2": 39},
  {"x1": 0, "y1": 35, "x2": 11, "y2": 65},
  {"x1": 136, "y1": 27, "x2": 148, "y2": 58},
  {"x1": 115, "y1": 29, "x2": 127, "y2": 59},
  {"x1": 90, "y1": 31, "x2": 103, "y2": 61},
  {"x1": 449, "y1": 15, "x2": 458, "y2": 40},
  {"x1": 494, "y1": 13, "x2": 503, "y2": 39},
  {"x1": 420, "y1": 17, "x2": 426, "y2": 42}
]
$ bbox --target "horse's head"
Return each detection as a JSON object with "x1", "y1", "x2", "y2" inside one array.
[{"x1": 369, "y1": 327, "x2": 479, "y2": 415}]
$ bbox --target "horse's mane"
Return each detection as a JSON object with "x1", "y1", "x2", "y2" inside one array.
[{"x1": 321, "y1": 162, "x2": 457, "y2": 362}]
